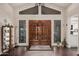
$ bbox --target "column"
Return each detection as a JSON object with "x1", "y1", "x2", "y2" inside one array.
[
  {"x1": 38, "y1": 4, "x2": 41, "y2": 15},
  {"x1": 0, "y1": 27, "x2": 2, "y2": 54},
  {"x1": 77, "y1": 16, "x2": 79, "y2": 55},
  {"x1": 51, "y1": 20, "x2": 54, "y2": 47},
  {"x1": 26, "y1": 20, "x2": 29, "y2": 46}
]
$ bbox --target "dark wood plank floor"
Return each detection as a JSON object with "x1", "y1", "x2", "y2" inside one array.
[{"x1": 0, "y1": 47, "x2": 78, "y2": 56}]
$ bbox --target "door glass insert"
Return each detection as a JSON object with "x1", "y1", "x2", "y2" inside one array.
[
  {"x1": 19, "y1": 20, "x2": 26, "y2": 43},
  {"x1": 54, "y1": 20, "x2": 61, "y2": 43}
]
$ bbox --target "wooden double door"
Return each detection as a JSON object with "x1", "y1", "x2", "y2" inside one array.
[{"x1": 29, "y1": 20, "x2": 51, "y2": 46}]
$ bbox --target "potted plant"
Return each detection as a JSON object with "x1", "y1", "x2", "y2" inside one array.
[{"x1": 62, "y1": 39, "x2": 67, "y2": 48}]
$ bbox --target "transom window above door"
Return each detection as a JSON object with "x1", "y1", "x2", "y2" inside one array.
[{"x1": 19, "y1": 3, "x2": 61, "y2": 15}]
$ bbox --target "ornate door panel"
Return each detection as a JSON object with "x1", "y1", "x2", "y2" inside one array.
[{"x1": 29, "y1": 20, "x2": 51, "y2": 46}]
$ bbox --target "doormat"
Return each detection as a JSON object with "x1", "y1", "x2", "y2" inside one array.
[{"x1": 29, "y1": 45, "x2": 52, "y2": 51}]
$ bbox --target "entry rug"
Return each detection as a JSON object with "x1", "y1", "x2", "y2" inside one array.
[{"x1": 30, "y1": 45, "x2": 52, "y2": 51}]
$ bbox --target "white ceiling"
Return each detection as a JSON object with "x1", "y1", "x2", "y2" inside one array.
[
  {"x1": 53, "y1": 3, "x2": 71, "y2": 8},
  {"x1": 9, "y1": 3, "x2": 71, "y2": 9}
]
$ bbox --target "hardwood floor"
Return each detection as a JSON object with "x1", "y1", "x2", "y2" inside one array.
[{"x1": 0, "y1": 47, "x2": 78, "y2": 56}]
